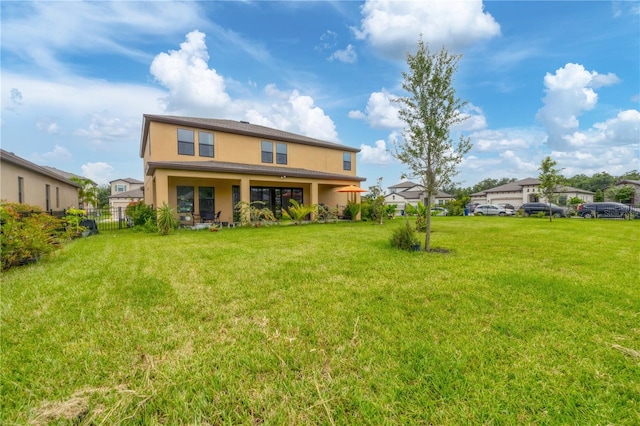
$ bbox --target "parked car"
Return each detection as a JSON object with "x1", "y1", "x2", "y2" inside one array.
[
  {"x1": 518, "y1": 202, "x2": 567, "y2": 217},
  {"x1": 496, "y1": 203, "x2": 515, "y2": 215},
  {"x1": 577, "y1": 202, "x2": 640, "y2": 219},
  {"x1": 431, "y1": 207, "x2": 448, "y2": 216},
  {"x1": 473, "y1": 204, "x2": 512, "y2": 216}
]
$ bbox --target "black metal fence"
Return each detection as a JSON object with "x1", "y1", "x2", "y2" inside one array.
[{"x1": 47, "y1": 207, "x2": 132, "y2": 231}]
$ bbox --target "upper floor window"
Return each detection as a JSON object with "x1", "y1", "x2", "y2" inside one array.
[
  {"x1": 276, "y1": 143, "x2": 287, "y2": 165},
  {"x1": 343, "y1": 152, "x2": 352, "y2": 171},
  {"x1": 115, "y1": 184, "x2": 127, "y2": 192},
  {"x1": 178, "y1": 129, "x2": 195, "y2": 156},
  {"x1": 199, "y1": 131, "x2": 214, "y2": 157},
  {"x1": 261, "y1": 141, "x2": 273, "y2": 163}
]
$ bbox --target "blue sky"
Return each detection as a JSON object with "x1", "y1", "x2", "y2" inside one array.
[{"x1": 2, "y1": 1, "x2": 639, "y2": 191}]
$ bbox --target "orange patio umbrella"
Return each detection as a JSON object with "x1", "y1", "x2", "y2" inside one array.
[{"x1": 335, "y1": 185, "x2": 368, "y2": 203}]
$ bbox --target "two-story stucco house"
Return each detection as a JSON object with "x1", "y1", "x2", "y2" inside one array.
[
  {"x1": 0, "y1": 149, "x2": 81, "y2": 211},
  {"x1": 108, "y1": 177, "x2": 144, "y2": 210},
  {"x1": 140, "y1": 115, "x2": 364, "y2": 224}
]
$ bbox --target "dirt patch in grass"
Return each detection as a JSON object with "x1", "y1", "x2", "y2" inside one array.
[{"x1": 31, "y1": 393, "x2": 92, "y2": 425}]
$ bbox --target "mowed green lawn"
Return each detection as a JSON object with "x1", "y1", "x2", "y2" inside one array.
[{"x1": 2, "y1": 217, "x2": 639, "y2": 424}]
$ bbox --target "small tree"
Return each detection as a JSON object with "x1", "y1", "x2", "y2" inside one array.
[
  {"x1": 368, "y1": 177, "x2": 386, "y2": 224},
  {"x1": 594, "y1": 189, "x2": 604, "y2": 202},
  {"x1": 606, "y1": 185, "x2": 635, "y2": 204},
  {"x1": 393, "y1": 38, "x2": 471, "y2": 251},
  {"x1": 70, "y1": 177, "x2": 98, "y2": 209},
  {"x1": 537, "y1": 156, "x2": 564, "y2": 222}
]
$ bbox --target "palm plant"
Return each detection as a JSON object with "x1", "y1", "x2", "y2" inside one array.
[
  {"x1": 156, "y1": 202, "x2": 179, "y2": 235},
  {"x1": 281, "y1": 199, "x2": 317, "y2": 225}
]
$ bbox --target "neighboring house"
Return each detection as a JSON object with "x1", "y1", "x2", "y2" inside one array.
[
  {"x1": 108, "y1": 187, "x2": 144, "y2": 211},
  {"x1": 0, "y1": 149, "x2": 80, "y2": 210},
  {"x1": 110, "y1": 177, "x2": 144, "y2": 194},
  {"x1": 108, "y1": 178, "x2": 144, "y2": 210},
  {"x1": 384, "y1": 180, "x2": 454, "y2": 213},
  {"x1": 613, "y1": 179, "x2": 640, "y2": 205},
  {"x1": 140, "y1": 115, "x2": 364, "y2": 223},
  {"x1": 470, "y1": 177, "x2": 594, "y2": 208}
]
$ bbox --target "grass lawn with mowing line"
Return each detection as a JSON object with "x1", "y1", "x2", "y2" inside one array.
[{"x1": 1, "y1": 217, "x2": 639, "y2": 424}]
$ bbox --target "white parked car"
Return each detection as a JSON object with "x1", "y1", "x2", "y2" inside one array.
[{"x1": 473, "y1": 204, "x2": 513, "y2": 216}]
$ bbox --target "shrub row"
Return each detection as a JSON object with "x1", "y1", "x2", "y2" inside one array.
[{"x1": 1, "y1": 202, "x2": 70, "y2": 270}]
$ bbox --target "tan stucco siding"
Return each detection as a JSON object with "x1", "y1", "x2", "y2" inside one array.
[
  {"x1": 147, "y1": 168, "x2": 355, "y2": 221},
  {"x1": 147, "y1": 122, "x2": 356, "y2": 176},
  {"x1": 1, "y1": 161, "x2": 79, "y2": 210}
]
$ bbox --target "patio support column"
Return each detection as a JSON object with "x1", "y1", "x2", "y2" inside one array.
[
  {"x1": 240, "y1": 177, "x2": 251, "y2": 202},
  {"x1": 240, "y1": 177, "x2": 251, "y2": 223},
  {"x1": 154, "y1": 170, "x2": 170, "y2": 209},
  {"x1": 310, "y1": 181, "x2": 318, "y2": 220}
]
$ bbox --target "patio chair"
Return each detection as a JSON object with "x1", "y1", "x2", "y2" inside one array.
[
  {"x1": 213, "y1": 210, "x2": 222, "y2": 224},
  {"x1": 200, "y1": 211, "x2": 216, "y2": 223}
]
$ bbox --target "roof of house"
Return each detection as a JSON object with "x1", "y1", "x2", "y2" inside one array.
[
  {"x1": 386, "y1": 190, "x2": 453, "y2": 200},
  {"x1": 388, "y1": 181, "x2": 420, "y2": 189},
  {"x1": 40, "y1": 166, "x2": 93, "y2": 184},
  {"x1": 1, "y1": 149, "x2": 81, "y2": 188},
  {"x1": 145, "y1": 160, "x2": 366, "y2": 182},
  {"x1": 108, "y1": 187, "x2": 144, "y2": 199},
  {"x1": 554, "y1": 185, "x2": 594, "y2": 194},
  {"x1": 616, "y1": 179, "x2": 640, "y2": 186},
  {"x1": 110, "y1": 177, "x2": 143, "y2": 184},
  {"x1": 140, "y1": 115, "x2": 360, "y2": 158},
  {"x1": 472, "y1": 177, "x2": 594, "y2": 196}
]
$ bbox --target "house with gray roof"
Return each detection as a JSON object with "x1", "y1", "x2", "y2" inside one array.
[
  {"x1": 470, "y1": 177, "x2": 594, "y2": 208},
  {"x1": 384, "y1": 180, "x2": 454, "y2": 214},
  {"x1": 0, "y1": 149, "x2": 80, "y2": 211},
  {"x1": 140, "y1": 114, "x2": 364, "y2": 223}
]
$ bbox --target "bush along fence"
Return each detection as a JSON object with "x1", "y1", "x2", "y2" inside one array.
[
  {"x1": 49, "y1": 206, "x2": 133, "y2": 232},
  {"x1": 1, "y1": 203, "x2": 134, "y2": 271}
]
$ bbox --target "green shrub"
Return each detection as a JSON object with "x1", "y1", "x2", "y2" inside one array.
[
  {"x1": 404, "y1": 203, "x2": 417, "y2": 216},
  {"x1": 156, "y1": 202, "x2": 179, "y2": 235},
  {"x1": 1, "y1": 202, "x2": 66, "y2": 270},
  {"x1": 390, "y1": 219, "x2": 420, "y2": 251},
  {"x1": 343, "y1": 201, "x2": 361, "y2": 221},
  {"x1": 126, "y1": 201, "x2": 156, "y2": 226},
  {"x1": 281, "y1": 199, "x2": 316, "y2": 225}
]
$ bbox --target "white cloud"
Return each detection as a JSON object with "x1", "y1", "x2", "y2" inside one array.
[
  {"x1": 150, "y1": 30, "x2": 232, "y2": 114},
  {"x1": 453, "y1": 104, "x2": 488, "y2": 132},
  {"x1": 245, "y1": 85, "x2": 338, "y2": 142},
  {"x1": 470, "y1": 128, "x2": 539, "y2": 152},
  {"x1": 150, "y1": 31, "x2": 339, "y2": 142},
  {"x1": 36, "y1": 118, "x2": 60, "y2": 135},
  {"x1": 74, "y1": 113, "x2": 139, "y2": 144},
  {"x1": 354, "y1": 0, "x2": 501, "y2": 59},
  {"x1": 1, "y1": 1, "x2": 205, "y2": 74},
  {"x1": 31, "y1": 145, "x2": 72, "y2": 164},
  {"x1": 2, "y1": 72, "x2": 165, "y2": 118},
  {"x1": 563, "y1": 109, "x2": 640, "y2": 147},
  {"x1": 329, "y1": 44, "x2": 357, "y2": 63},
  {"x1": 359, "y1": 132, "x2": 397, "y2": 165},
  {"x1": 81, "y1": 162, "x2": 114, "y2": 185},
  {"x1": 535, "y1": 63, "x2": 620, "y2": 149},
  {"x1": 349, "y1": 90, "x2": 402, "y2": 129}
]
